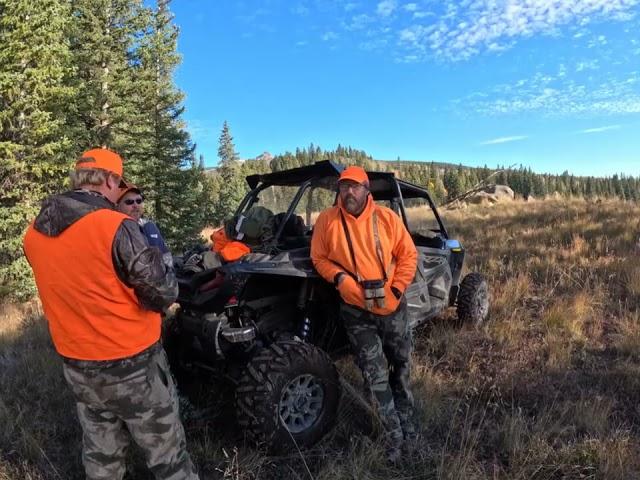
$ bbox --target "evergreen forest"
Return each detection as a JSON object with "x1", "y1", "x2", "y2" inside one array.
[{"x1": 1, "y1": 0, "x2": 638, "y2": 301}]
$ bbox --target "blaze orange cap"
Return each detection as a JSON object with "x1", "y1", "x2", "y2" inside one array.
[
  {"x1": 117, "y1": 180, "x2": 142, "y2": 202},
  {"x1": 339, "y1": 165, "x2": 369, "y2": 185},
  {"x1": 76, "y1": 148, "x2": 124, "y2": 177}
]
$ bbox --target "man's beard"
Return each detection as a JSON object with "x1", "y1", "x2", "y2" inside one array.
[{"x1": 344, "y1": 195, "x2": 363, "y2": 215}]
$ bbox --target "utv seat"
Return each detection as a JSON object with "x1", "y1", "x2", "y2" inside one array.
[
  {"x1": 274, "y1": 213, "x2": 309, "y2": 249},
  {"x1": 176, "y1": 268, "x2": 234, "y2": 311},
  {"x1": 411, "y1": 232, "x2": 446, "y2": 249},
  {"x1": 176, "y1": 268, "x2": 218, "y2": 301}
]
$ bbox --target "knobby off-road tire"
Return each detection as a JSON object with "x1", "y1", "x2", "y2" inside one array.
[
  {"x1": 457, "y1": 272, "x2": 490, "y2": 327},
  {"x1": 235, "y1": 340, "x2": 340, "y2": 451}
]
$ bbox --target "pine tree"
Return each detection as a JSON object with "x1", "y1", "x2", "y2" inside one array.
[
  {"x1": 202, "y1": 170, "x2": 222, "y2": 226},
  {"x1": 214, "y1": 121, "x2": 246, "y2": 224},
  {"x1": 69, "y1": 0, "x2": 147, "y2": 150},
  {"x1": 116, "y1": 0, "x2": 204, "y2": 251},
  {"x1": 443, "y1": 168, "x2": 463, "y2": 200},
  {"x1": 0, "y1": 0, "x2": 76, "y2": 299}
]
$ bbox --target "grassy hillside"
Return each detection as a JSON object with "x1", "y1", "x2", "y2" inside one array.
[{"x1": 3, "y1": 198, "x2": 640, "y2": 479}]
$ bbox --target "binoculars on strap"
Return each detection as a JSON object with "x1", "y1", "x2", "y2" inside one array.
[{"x1": 361, "y1": 279, "x2": 386, "y2": 310}]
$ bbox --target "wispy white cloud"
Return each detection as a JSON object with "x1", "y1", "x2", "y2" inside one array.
[
  {"x1": 291, "y1": 3, "x2": 309, "y2": 16},
  {"x1": 345, "y1": 13, "x2": 374, "y2": 30},
  {"x1": 398, "y1": 0, "x2": 639, "y2": 61},
  {"x1": 237, "y1": 7, "x2": 269, "y2": 24},
  {"x1": 321, "y1": 31, "x2": 338, "y2": 41},
  {"x1": 588, "y1": 34, "x2": 609, "y2": 48},
  {"x1": 397, "y1": 54, "x2": 419, "y2": 63},
  {"x1": 376, "y1": 0, "x2": 396, "y2": 18},
  {"x1": 576, "y1": 60, "x2": 599, "y2": 72},
  {"x1": 580, "y1": 125, "x2": 622, "y2": 134},
  {"x1": 278, "y1": 0, "x2": 639, "y2": 69},
  {"x1": 361, "y1": 37, "x2": 390, "y2": 51},
  {"x1": 412, "y1": 11, "x2": 433, "y2": 19},
  {"x1": 459, "y1": 69, "x2": 640, "y2": 116},
  {"x1": 480, "y1": 135, "x2": 528, "y2": 145}
]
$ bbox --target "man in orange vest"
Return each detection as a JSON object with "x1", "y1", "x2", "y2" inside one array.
[
  {"x1": 311, "y1": 165, "x2": 419, "y2": 462},
  {"x1": 23, "y1": 148, "x2": 199, "y2": 480}
]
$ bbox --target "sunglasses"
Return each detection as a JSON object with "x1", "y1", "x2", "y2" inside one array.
[{"x1": 123, "y1": 198, "x2": 143, "y2": 205}]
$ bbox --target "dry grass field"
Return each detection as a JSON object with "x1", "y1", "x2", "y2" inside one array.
[{"x1": 3, "y1": 198, "x2": 640, "y2": 479}]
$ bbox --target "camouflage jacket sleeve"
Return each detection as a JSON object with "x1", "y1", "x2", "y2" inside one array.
[{"x1": 112, "y1": 219, "x2": 178, "y2": 312}]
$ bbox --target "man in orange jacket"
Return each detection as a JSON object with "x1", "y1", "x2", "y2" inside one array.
[
  {"x1": 311, "y1": 165, "x2": 419, "y2": 462},
  {"x1": 23, "y1": 149, "x2": 199, "y2": 480}
]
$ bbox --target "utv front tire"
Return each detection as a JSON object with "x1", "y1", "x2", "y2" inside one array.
[
  {"x1": 235, "y1": 341, "x2": 340, "y2": 451},
  {"x1": 457, "y1": 272, "x2": 490, "y2": 326}
]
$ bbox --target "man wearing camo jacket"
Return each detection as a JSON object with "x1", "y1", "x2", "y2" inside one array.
[{"x1": 23, "y1": 148, "x2": 199, "y2": 480}]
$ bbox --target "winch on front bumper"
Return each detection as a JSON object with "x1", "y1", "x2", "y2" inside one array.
[{"x1": 179, "y1": 310, "x2": 257, "y2": 359}]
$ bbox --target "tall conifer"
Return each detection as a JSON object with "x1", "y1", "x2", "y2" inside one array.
[
  {"x1": 0, "y1": 0, "x2": 75, "y2": 298},
  {"x1": 214, "y1": 121, "x2": 245, "y2": 224},
  {"x1": 69, "y1": 0, "x2": 145, "y2": 149},
  {"x1": 115, "y1": 0, "x2": 205, "y2": 251}
]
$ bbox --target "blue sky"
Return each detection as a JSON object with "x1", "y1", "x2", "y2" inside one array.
[{"x1": 171, "y1": 0, "x2": 640, "y2": 176}]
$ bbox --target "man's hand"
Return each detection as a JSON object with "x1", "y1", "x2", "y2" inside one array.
[{"x1": 336, "y1": 274, "x2": 365, "y2": 306}]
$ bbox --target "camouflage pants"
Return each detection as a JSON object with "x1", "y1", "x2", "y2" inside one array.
[
  {"x1": 341, "y1": 299, "x2": 417, "y2": 445},
  {"x1": 62, "y1": 343, "x2": 199, "y2": 480}
]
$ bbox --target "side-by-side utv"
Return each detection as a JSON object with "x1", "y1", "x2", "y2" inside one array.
[{"x1": 166, "y1": 160, "x2": 489, "y2": 450}]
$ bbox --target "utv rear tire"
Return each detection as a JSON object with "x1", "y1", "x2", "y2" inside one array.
[
  {"x1": 457, "y1": 272, "x2": 490, "y2": 326},
  {"x1": 235, "y1": 341, "x2": 340, "y2": 451}
]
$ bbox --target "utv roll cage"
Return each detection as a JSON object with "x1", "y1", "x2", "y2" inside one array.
[{"x1": 238, "y1": 160, "x2": 449, "y2": 245}]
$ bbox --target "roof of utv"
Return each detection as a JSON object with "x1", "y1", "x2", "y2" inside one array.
[{"x1": 246, "y1": 160, "x2": 433, "y2": 201}]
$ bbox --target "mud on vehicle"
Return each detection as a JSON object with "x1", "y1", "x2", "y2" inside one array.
[{"x1": 166, "y1": 160, "x2": 489, "y2": 451}]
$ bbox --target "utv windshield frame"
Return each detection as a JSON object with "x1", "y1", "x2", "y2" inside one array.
[{"x1": 238, "y1": 160, "x2": 449, "y2": 245}]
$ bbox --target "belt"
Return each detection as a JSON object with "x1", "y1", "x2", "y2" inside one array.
[{"x1": 62, "y1": 342, "x2": 162, "y2": 370}]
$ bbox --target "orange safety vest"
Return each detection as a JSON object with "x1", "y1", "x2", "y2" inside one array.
[
  {"x1": 211, "y1": 228, "x2": 250, "y2": 262},
  {"x1": 23, "y1": 209, "x2": 161, "y2": 361}
]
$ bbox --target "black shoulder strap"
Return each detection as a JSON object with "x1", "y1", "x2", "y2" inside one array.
[{"x1": 339, "y1": 209, "x2": 360, "y2": 281}]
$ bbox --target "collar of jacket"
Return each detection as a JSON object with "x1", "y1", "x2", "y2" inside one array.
[
  {"x1": 337, "y1": 194, "x2": 375, "y2": 223},
  {"x1": 33, "y1": 189, "x2": 117, "y2": 237},
  {"x1": 74, "y1": 189, "x2": 117, "y2": 208}
]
